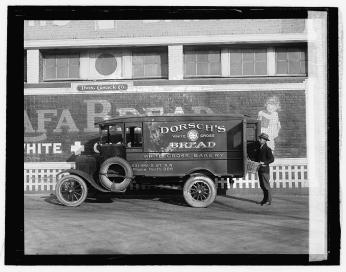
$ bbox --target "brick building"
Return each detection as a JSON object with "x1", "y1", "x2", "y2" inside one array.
[{"x1": 24, "y1": 19, "x2": 310, "y2": 191}]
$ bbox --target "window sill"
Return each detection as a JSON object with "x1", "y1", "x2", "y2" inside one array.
[
  {"x1": 24, "y1": 76, "x2": 307, "y2": 89},
  {"x1": 24, "y1": 82, "x2": 72, "y2": 88},
  {"x1": 134, "y1": 76, "x2": 307, "y2": 86}
]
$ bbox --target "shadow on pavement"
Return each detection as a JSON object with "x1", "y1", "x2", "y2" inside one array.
[
  {"x1": 85, "y1": 194, "x2": 114, "y2": 203},
  {"x1": 156, "y1": 195, "x2": 188, "y2": 207},
  {"x1": 42, "y1": 189, "x2": 189, "y2": 207},
  {"x1": 41, "y1": 194, "x2": 64, "y2": 206},
  {"x1": 40, "y1": 193, "x2": 115, "y2": 205},
  {"x1": 222, "y1": 195, "x2": 260, "y2": 204},
  {"x1": 109, "y1": 190, "x2": 189, "y2": 207}
]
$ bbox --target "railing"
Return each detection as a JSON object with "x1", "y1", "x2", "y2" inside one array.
[
  {"x1": 216, "y1": 158, "x2": 308, "y2": 190},
  {"x1": 24, "y1": 162, "x2": 76, "y2": 192},
  {"x1": 24, "y1": 158, "x2": 308, "y2": 192}
]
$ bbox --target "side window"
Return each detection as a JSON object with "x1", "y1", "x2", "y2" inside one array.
[
  {"x1": 184, "y1": 48, "x2": 221, "y2": 77},
  {"x1": 132, "y1": 49, "x2": 168, "y2": 79},
  {"x1": 109, "y1": 124, "x2": 124, "y2": 144},
  {"x1": 125, "y1": 124, "x2": 143, "y2": 148},
  {"x1": 100, "y1": 127, "x2": 108, "y2": 144},
  {"x1": 246, "y1": 124, "x2": 257, "y2": 143},
  {"x1": 230, "y1": 48, "x2": 267, "y2": 76},
  {"x1": 100, "y1": 124, "x2": 124, "y2": 144},
  {"x1": 246, "y1": 123, "x2": 258, "y2": 160},
  {"x1": 276, "y1": 47, "x2": 307, "y2": 75},
  {"x1": 42, "y1": 51, "x2": 80, "y2": 81}
]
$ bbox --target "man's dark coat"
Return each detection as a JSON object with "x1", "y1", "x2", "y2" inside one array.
[{"x1": 254, "y1": 142, "x2": 274, "y2": 173}]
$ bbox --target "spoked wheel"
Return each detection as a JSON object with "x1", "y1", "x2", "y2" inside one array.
[
  {"x1": 183, "y1": 175, "x2": 216, "y2": 208},
  {"x1": 55, "y1": 175, "x2": 88, "y2": 207}
]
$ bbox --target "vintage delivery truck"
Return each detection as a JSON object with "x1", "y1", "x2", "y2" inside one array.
[{"x1": 55, "y1": 114, "x2": 260, "y2": 208}]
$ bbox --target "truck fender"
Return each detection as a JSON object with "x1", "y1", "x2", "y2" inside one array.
[
  {"x1": 56, "y1": 169, "x2": 110, "y2": 193},
  {"x1": 185, "y1": 168, "x2": 216, "y2": 181}
]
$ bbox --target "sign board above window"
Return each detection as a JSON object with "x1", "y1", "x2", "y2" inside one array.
[{"x1": 73, "y1": 82, "x2": 130, "y2": 92}]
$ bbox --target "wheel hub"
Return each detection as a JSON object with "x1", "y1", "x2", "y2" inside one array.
[
  {"x1": 190, "y1": 181, "x2": 210, "y2": 201},
  {"x1": 61, "y1": 180, "x2": 83, "y2": 202}
]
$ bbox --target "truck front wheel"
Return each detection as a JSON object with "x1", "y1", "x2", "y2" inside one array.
[
  {"x1": 183, "y1": 175, "x2": 216, "y2": 208},
  {"x1": 55, "y1": 174, "x2": 88, "y2": 207}
]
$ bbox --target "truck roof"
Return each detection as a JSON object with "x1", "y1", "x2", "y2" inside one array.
[{"x1": 96, "y1": 114, "x2": 251, "y2": 126}]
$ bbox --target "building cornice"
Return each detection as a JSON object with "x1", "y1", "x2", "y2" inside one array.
[
  {"x1": 24, "y1": 33, "x2": 307, "y2": 49},
  {"x1": 24, "y1": 81, "x2": 307, "y2": 95}
]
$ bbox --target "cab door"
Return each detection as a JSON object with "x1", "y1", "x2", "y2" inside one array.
[{"x1": 99, "y1": 122, "x2": 126, "y2": 159}]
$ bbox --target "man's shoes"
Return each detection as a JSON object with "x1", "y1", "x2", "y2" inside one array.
[{"x1": 260, "y1": 201, "x2": 271, "y2": 206}]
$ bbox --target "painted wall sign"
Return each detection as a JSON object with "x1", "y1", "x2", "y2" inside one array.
[
  {"x1": 77, "y1": 84, "x2": 128, "y2": 92},
  {"x1": 257, "y1": 95, "x2": 281, "y2": 151},
  {"x1": 24, "y1": 90, "x2": 306, "y2": 161},
  {"x1": 24, "y1": 143, "x2": 62, "y2": 154}
]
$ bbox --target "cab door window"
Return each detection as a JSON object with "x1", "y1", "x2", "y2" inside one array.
[
  {"x1": 109, "y1": 124, "x2": 124, "y2": 144},
  {"x1": 100, "y1": 123, "x2": 124, "y2": 144},
  {"x1": 125, "y1": 123, "x2": 143, "y2": 148},
  {"x1": 246, "y1": 123, "x2": 257, "y2": 143}
]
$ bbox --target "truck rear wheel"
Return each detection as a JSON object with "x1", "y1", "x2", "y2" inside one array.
[
  {"x1": 183, "y1": 175, "x2": 216, "y2": 208},
  {"x1": 55, "y1": 174, "x2": 88, "y2": 207}
]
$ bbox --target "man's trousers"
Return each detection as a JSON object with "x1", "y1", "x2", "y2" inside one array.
[{"x1": 258, "y1": 171, "x2": 272, "y2": 203}]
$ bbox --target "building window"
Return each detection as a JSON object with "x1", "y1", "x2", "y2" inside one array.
[
  {"x1": 42, "y1": 51, "x2": 80, "y2": 80},
  {"x1": 24, "y1": 50, "x2": 27, "y2": 82},
  {"x1": 132, "y1": 49, "x2": 168, "y2": 79},
  {"x1": 184, "y1": 48, "x2": 221, "y2": 77},
  {"x1": 229, "y1": 48, "x2": 267, "y2": 76},
  {"x1": 276, "y1": 47, "x2": 307, "y2": 75}
]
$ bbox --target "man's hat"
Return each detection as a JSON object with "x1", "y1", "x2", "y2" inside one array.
[{"x1": 258, "y1": 133, "x2": 270, "y2": 141}]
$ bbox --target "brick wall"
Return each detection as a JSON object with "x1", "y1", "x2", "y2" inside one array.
[
  {"x1": 24, "y1": 90, "x2": 306, "y2": 162},
  {"x1": 24, "y1": 19, "x2": 306, "y2": 40}
]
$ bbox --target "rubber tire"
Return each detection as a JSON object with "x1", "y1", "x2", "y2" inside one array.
[
  {"x1": 55, "y1": 174, "x2": 88, "y2": 207},
  {"x1": 99, "y1": 157, "x2": 133, "y2": 192},
  {"x1": 183, "y1": 175, "x2": 217, "y2": 208}
]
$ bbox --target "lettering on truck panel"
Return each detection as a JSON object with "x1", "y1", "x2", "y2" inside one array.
[
  {"x1": 159, "y1": 123, "x2": 226, "y2": 134},
  {"x1": 146, "y1": 121, "x2": 228, "y2": 152}
]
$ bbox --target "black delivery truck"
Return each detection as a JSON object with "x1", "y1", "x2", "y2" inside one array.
[{"x1": 55, "y1": 114, "x2": 260, "y2": 208}]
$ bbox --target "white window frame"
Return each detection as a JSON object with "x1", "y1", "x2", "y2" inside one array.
[
  {"x1": 132, "y1": 48, "x2": 168, "y2": 79},
  {"x1": 228, "y1": 47, "x2": 269, "y2": 77},
  {"x1": 42, "y1": 51, "x2": 80, "y2": 81},
  {"x1": 183, "y1": 48, "x2": 222, "y2": 78},
  {"x1": 275, "y1": 47, "x2": 307, "y2": 76}
]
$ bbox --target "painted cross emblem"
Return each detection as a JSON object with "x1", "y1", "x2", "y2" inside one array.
[{"x1": 71, "y1": 141, "x2": 85, "y2": 155}]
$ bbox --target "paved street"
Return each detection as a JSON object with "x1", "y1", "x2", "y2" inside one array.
[{"x1": 24, "y1": 189, "x2": 309, "y2": 255}]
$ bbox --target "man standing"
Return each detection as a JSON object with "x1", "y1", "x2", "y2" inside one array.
[{"x1": 255, "y1": 133, "x2": 274, "y2": 205}]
